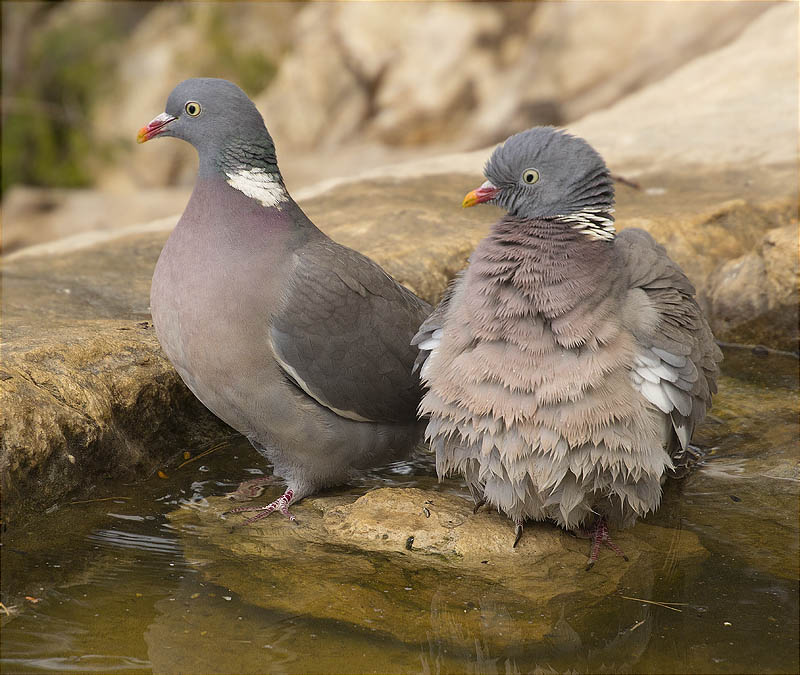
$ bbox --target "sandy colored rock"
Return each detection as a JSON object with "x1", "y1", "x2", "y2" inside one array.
[
  {"x1": 707, "y1": 224, "x2": 799, "y2": 346},
  {"x1": 1, "y1": 186, "x2": 191, "y2": 255},
  {"x1": 572, "y1": 4, "x2": 797, "y2": 171},
  {"x1": 0, "y1": 230, "x2": 229, "y2": 523},
  {"x1": 167, "y1": 486, "x2": 707, "y2": 647},
  {"x1": 261, "y1": 2, "x2": 769, "y2": 150}
]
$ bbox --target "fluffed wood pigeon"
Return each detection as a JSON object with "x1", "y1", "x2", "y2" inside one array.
[{"x1": 414, "y1": 127, "x2": 721, "y2": 567}]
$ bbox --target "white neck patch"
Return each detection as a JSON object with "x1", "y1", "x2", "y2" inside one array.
[
  {"x1": 555, "y1": 207, "x2": 616, "y2": 241},
  {"x1": 225, "y1": 167, "x2": 288, "y2": 210}
]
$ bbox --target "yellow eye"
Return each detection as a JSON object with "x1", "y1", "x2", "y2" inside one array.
[
  {"x1": 185, "y1": 101, "x2": 201, "y2": 117},
  {"x1": 522, "y1": 168, "x2": 539, "y2": 184}
]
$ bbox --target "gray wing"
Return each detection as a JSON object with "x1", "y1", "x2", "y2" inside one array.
[
  {"x1": 270, "y1": 238, "x2": 432, "y2": 424},
  {"x1": 616, "y1": 228, "x2": 722, "y2": 457},
  {"x1": 410, "y1": 273, "x2": 462, "y2": 375}
]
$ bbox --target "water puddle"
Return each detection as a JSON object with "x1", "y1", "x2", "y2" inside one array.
[{"x1": 2, "y1": 348, "x2": 797, "y2": 673}]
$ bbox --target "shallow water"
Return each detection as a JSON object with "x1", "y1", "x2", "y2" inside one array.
[{"x1": 2, "y1": 348, "x2": 798, "y2": 674}]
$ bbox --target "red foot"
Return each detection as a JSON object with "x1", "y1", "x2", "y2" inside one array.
[
  {"x1": 223, "y1": 488, "x2": 296, "y2": 524},
  {"x1": 584, "y1": 517, "x2": 629, "y2": 571}
]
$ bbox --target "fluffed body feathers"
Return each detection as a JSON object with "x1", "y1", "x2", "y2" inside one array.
[{"x1": 415, "y1": 128, "x2": 721, "y2": 530}]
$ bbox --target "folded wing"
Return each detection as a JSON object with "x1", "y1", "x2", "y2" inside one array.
[{"x1": 270, "y1": 239, "x2": 432, "y2": 424}]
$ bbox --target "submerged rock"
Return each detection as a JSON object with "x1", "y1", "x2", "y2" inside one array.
[
  {"x1": 671, "y1": 361, "x2": 800, "y2": 581},
  {"x1": 167, "y1": 486, "x2": 707, "y2": 649}
]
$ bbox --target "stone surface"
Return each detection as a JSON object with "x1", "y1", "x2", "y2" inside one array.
[
  {"x1": 708, "y1": 224, "x2": 799, "y2": 346},
  {"x1": 260, "y1": 2, "x2": 769, "y2": 151},
  {"x1": 570, "y1": 3, "x2": 798, "y2": 172},
  {"x1": 2, "y1": 186, "x2": 191, "y2": 255},
  {"x1": 167, "y1": 485, "x2": 707, "y2": 648},
  {"x1": 0, "y1": 229, "x2": 230, "y2": 523}
]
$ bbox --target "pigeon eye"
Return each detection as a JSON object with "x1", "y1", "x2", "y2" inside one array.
[
  {"x1": 185, "y1": 101, "x2": 202, "y2": 117},
  {"x1": 522, "y1": 168, "x2": 539, "y2": 184}
]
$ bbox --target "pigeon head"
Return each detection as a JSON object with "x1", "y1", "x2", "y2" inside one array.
[
  {"x1": 137, "y1": 78, "x2": 278, "y2": 171},
  {"x1": 463, "y1": 127, "x2": 615, "y2": 235}
]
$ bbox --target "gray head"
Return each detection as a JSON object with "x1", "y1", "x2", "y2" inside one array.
[
  {"x1": 463, "y1": 127, "x2": 614, "y2": 222},
  {"x1": 138, "y1": 78, "x2": 278, "y2": 173}
]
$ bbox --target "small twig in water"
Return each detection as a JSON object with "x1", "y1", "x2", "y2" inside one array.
[
  {"x1": 68, "y1": 496, "x2": 131, "y2": 505},
  {"x1": 715, "y1": 340, "x2": 799, "y2": 359},
  {"x1": 621, "y1": 595, "x2": 686, "y2": 612},
  {"x1": 629, "y1": 619, "x2": 646, "y2": 632},
  {"x1": 177, "y1": 441, "x2": 226, "y2": 469}
]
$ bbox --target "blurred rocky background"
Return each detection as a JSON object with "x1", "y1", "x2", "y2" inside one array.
[{"x1": 1, "y1": 0, "x2": 778, "y2": 252}]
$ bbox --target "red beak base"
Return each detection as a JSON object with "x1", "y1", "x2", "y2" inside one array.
[
  {"x1": 137, "y1": 112, "x2": 177, "y2": 144},
  {"x1": 463, "y1": 181, "x2": 499, "y2": 208}
]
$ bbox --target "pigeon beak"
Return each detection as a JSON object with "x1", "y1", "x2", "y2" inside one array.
[
  {"x1": 462, "y1": 181, "x2": 499, "y2": 208},
  {"x1": 137, "y1": 112, "x2": 177, "y2": 143}
]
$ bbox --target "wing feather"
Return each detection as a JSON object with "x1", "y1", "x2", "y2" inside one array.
[
  {"x1": 270, "y1": 239, "x2": 431, "y2": 424},
  {"x1": 617, "y1": 228, "x2": 722, "y2": 454}
]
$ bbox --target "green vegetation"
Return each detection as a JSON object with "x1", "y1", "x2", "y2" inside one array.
[
  {"x1": 200, "y1": 7, "x2": 277, "y2": 97},
  {"x1": 2, "y1": 5, "x2": 279, "y2": 196},
  {"x1": 1, "y1": 11, "x2": 124, "y2": 195}
]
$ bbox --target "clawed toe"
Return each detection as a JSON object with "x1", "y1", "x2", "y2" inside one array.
[
  {"x1": 224, "y1": 488, "x2": 296, "y2": 525},
  {"x1": 584, "y1": 516, "x2": 628, "y2": 571},
  {"x1": 513, "y1": 523, "x2": 523, "y2": 548}
]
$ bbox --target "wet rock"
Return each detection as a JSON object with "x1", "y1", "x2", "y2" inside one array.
[
  {"x1": 167, "y1": 486, "x2": 707, "y2": 649},
  {"x1": 144, "y1": 576, "x2": 443, "y2": 675},
  {"x1": 708, "y1": 224, "x2": 799, "y2": 347},
  {"x1": 0, "y1": 229, "x2": 230, "y2": 524}
]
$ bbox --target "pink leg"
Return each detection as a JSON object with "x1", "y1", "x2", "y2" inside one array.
[
  {"x1": 223, "y1": 488, "x2": 296, "y2": 524},
  {"x1": 584, "y1": 517, "x2": 629, "y2": 571}
]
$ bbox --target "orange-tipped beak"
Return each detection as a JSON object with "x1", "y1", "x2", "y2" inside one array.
[
  {"x1": 462, "y1": 181, "x2": 499, "y2": 208},
  {"x1": 137, "y1": 112, "x2": 177, "y2": 143}
]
